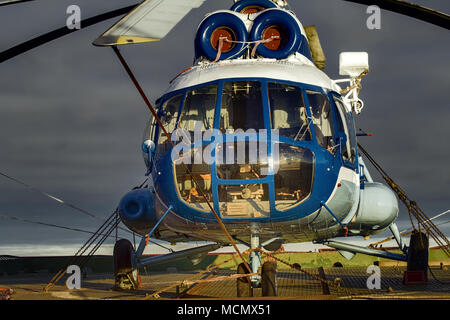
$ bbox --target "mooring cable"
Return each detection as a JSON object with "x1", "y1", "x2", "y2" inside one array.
[
  {"x1": 0, "y1": 169, "x2": 143, "y2": 237},
  {"x1": 358, "y1": 143, "x2": 450, "y2": 257},
  {"x1": 0, "y1": 170, "x2": 174, "y2": 255},
  {"x1": 0, "y1": 171, "x2": 98, "y2": 220},
  {"x1": 0, "y1": 214, "x2": 120, "y2": 239}
]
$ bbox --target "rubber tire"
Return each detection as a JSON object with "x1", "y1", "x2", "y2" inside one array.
[
  {"x1": 230, "y1": 0, "x2": 277, "y2": 13},
  {"x1": 261, "y1": 261, "x2": 277, "y2": 296},
  {"x1": 113, "y1": 239, "x2": 139, "y2": 290},
  {"x1": 236, "y1": 263, "x2": 253, "y2": 297},
  {"x1": 407, "y1": 231, "x2": 429, "y2": 278},
  {"x1": 250, "y1": 9, "x2": 302, "y2": 59},
  {"x1": 195, "y1": 12, "x2": 248, "y2": 61}
]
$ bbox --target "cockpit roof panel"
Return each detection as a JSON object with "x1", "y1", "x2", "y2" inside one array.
[{"x1": 166, "y1": 59, "x2": 339, "y2": 95}]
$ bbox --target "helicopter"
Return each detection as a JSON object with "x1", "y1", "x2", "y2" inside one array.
[{"x1": 1, "y1": 0, "x2": 449, "y2": 297}]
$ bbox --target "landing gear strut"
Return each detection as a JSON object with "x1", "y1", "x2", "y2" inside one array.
[{"x1": 236, "y1": 229, "x2": 278, "y2": 297}]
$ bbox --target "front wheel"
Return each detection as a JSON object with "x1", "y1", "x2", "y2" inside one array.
[
  {"x1": 261, "y1": 261, "x2": 277, "y2": 296},
  {"x1": 113, "y1": 239, "x2": 140, "y2": 290},
  {"x1": 236, "y1": 263, "x2": 253, "y2": 297}
]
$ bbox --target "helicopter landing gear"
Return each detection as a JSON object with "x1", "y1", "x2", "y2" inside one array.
[
  {"x1": 261, "y1": 261, "x2": 277, "y2": 296},
  {"x1": 236, "y1": 263, "x2": 253, "y2": 297},
  {"x1": 113, "y1": 239, "x2": 140, "y2": 290},
  {"x1": 236, "y1": 229, "x2": 278, "y2": 297},
  {"x1": 236, "y1": 260, "x2": 278, "y2": 297}
]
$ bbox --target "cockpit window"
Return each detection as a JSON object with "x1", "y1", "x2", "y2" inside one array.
[
  {"x1": 178, "y1": 84, "x2": 217, "y2": 132},
  {"x1": 306, "y1": 91, "x2": 336, "y2": 153},
  {"x1": 333, "y1": 97, "x2": 356, "y2": 163},
  {"x1": 143, "y1": 116, "x2": 156, "y2": 143},
  {"x1": 274, "y1": 144, "x2": 314, "y2": 211},
  {"x1": 268, "y1": 82, "x2": 311, "y2": 140},
  {"x1": 157, "y1": 94, "x2": 183, "y2": 154},
  {"x1": 219, "y1": 81, "x2": 264, "y2": 132}
]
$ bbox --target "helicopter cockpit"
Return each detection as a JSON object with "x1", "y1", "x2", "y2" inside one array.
[{"x1": 144, "y1": 79, "x2": 353, "y2": 220}]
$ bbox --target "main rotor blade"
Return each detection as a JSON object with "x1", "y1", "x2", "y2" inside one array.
[
  {"x1": 0, "y1": 4, "x2": 138, "y2": 63},
  {"x1": 343, "y1": 0, "x2": 450, "y2": 29},
  {"x1": 0, "y1": 0, "x2": 34, "y2": 6},
  {"x1": 2, "y1": 0, "x2": 448, "y2": 63},
  {"x1": 93, "y1": 0, "x2": 207, "y2": 46}
]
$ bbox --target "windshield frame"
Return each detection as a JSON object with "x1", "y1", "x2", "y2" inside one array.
[
  {"x1": 153, "y1": 78, "x2": 344, "y2": 219},
  {"x1": 154, "y1": 78, "x2": 342, "y2": 150}
]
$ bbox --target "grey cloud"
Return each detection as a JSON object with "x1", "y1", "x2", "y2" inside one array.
[{"x1": 0, "y1": 0, "x2": 448, "y2": 251}]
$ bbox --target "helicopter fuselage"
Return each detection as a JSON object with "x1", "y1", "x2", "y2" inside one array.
[{"x1": 119, "y1": 58, "x2": 399, "y2": 244}]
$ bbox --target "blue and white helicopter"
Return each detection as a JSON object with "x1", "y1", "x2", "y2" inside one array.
[
  {"x1": 94, "y1": 0, "x2": 411, "y2": 295},
  {"x1": 2, "y1": 0, "x2": 448, "y2": 296}
]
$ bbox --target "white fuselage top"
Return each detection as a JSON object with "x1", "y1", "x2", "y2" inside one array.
[{"x1": 165, "y1": 56, "x2": 341, "y2": 95}]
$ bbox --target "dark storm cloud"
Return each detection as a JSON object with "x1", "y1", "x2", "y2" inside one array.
[{"x1": 0, "y1": 0, "x2": 448, "y2": 252}]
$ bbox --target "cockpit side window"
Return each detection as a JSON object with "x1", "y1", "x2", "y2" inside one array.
[
  {"x1": 305, "y1": 91, "x2": 336, "y2": 153},
  {"x1": 143, "y1": 116, "x2": 156, "y2": 143},
  {"x1": 268, "y1": 83, "x2": 311, "y2": 141},
  {"x1": 178, "y1": 84, "x2": 218, "y2": 132},
  {"x1": 333, "y1": 97, "x2": 356, "y2": 163},
  {"x1": 220, "y1": 81, "x2": 264, "y2": 132},
  {"x1": 157, "y1": 93, "x2": 183, "y2": 154}
]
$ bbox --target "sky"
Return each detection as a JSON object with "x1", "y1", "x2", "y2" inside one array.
[{"x1": 0, "y1": 0, "x2": 449, "y2": 256}]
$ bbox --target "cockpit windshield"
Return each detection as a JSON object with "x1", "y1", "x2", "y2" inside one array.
[
  {"x1": 268, "y1": 82, "x2": 311, "y2": 141},
  {"x1": 151, "y1": 80, "x2": 344, "y2": 154},
  {"x1": 149, "y1": 79, "x2": 344, "y2": 217},
  {"x1": 178, "y1": 84, "x2": 217, "y2": 132},
  {"x1": 153, "y1": 80, "x2": 340, "y2": 154},
  {"x1": 220, "y1": 81, "x2": 264, "y2": 132}
]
